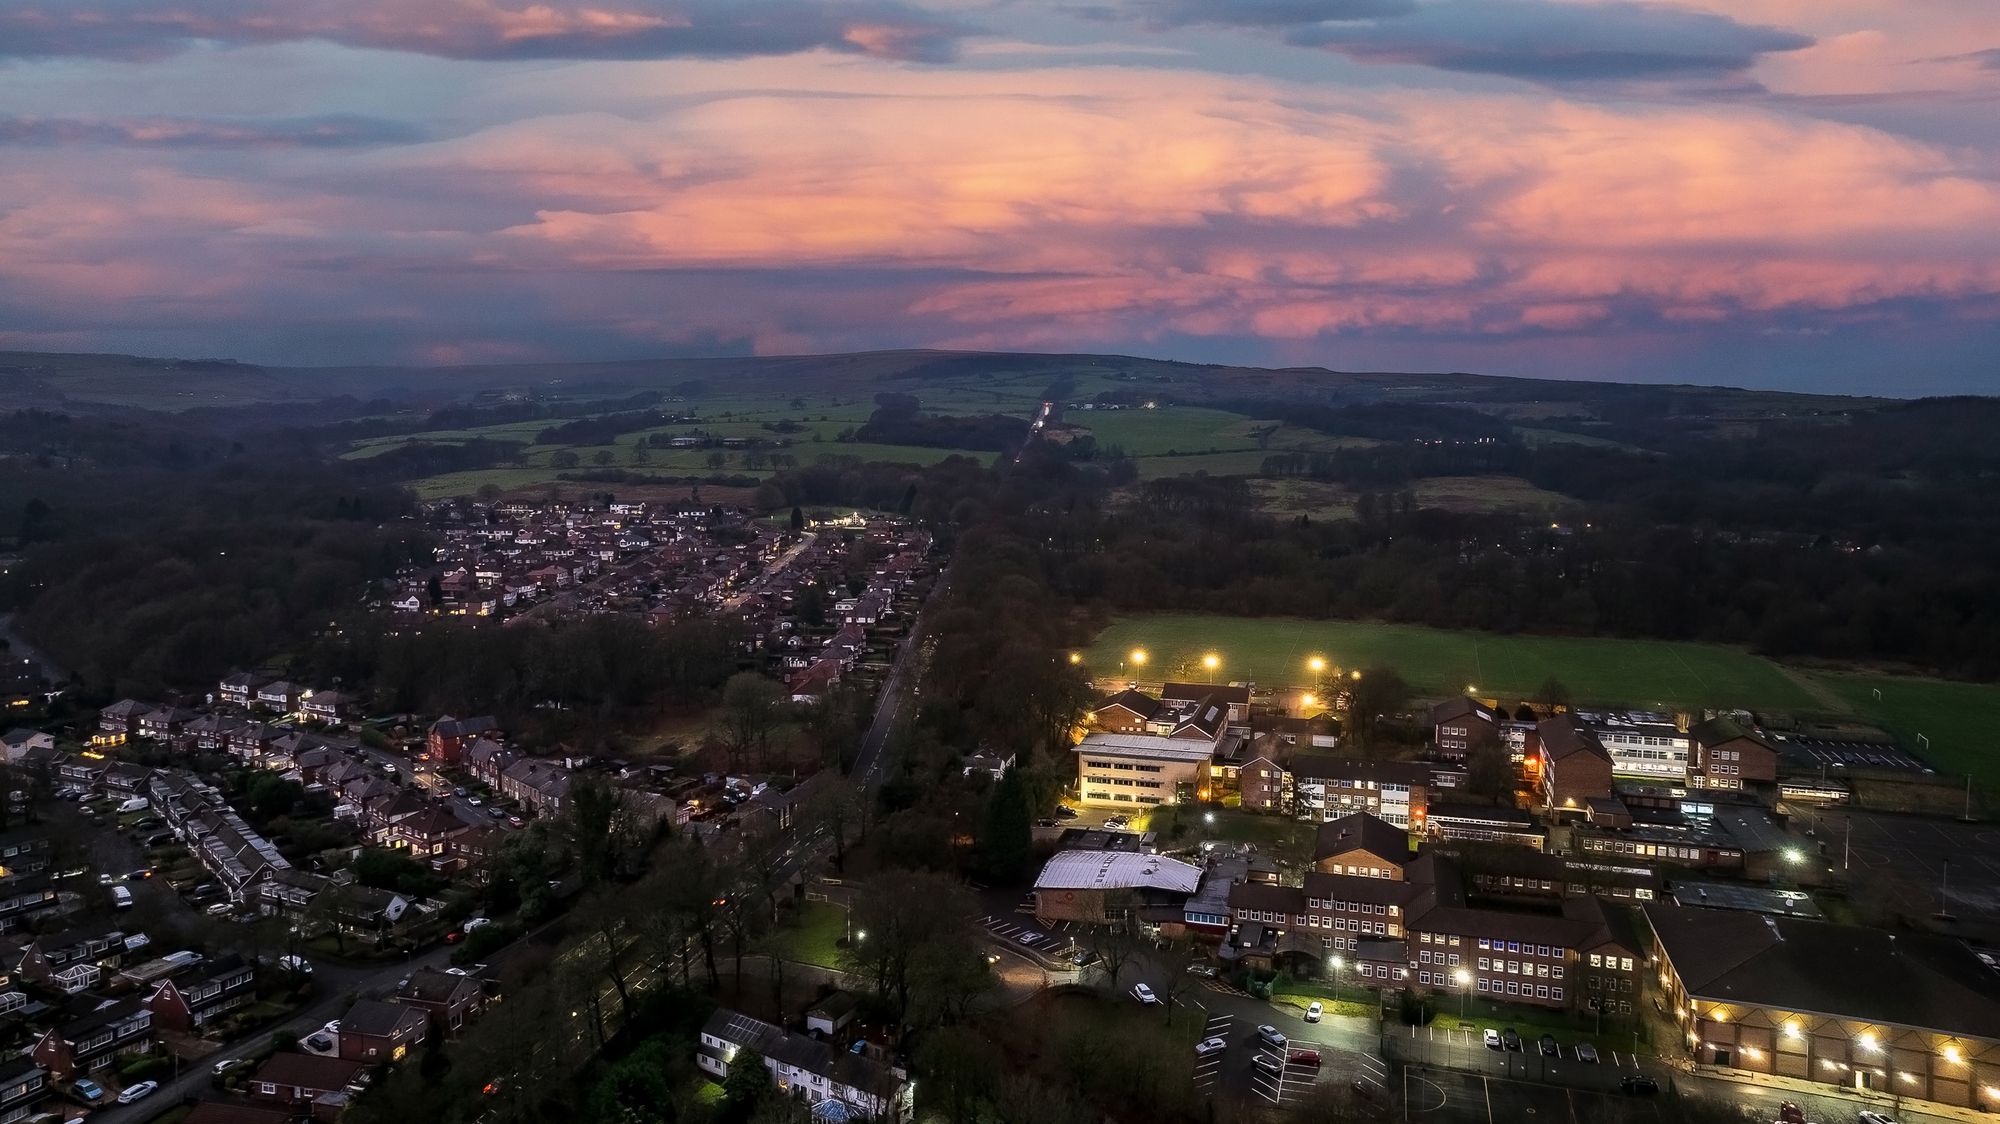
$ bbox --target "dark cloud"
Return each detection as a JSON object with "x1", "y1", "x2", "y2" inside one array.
[
  {"x1": 1285, "y1": 0, "x2": 1812, "y2": 81},
  {"x1": 0, "y1": 114, "x2": 423, "y2": 148},
  {"x1": 1131, "y1": 0, "x2": 1415, "y2": 29},
  {"x1": 0, "y1": 0, "x2": 967, "y2": 64}
]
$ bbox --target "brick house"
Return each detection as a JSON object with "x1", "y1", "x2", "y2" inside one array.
[
  {"x1": 393, "y1": 968, "x2": 485, "y2": 1033},
  {"x1": 337, "y1": 999, "x2": 428, "y2": 1062},
  {"x1": 247, "y1": 1054, "x2": 367, "y2": 1107},
  {"x1": 146, "y1": 954, "x2": 256, "y2": 1031},
  {"x1": 1092, "y1": 690, "x2": 1161, "y2": 735},
  {"x1": 218, "y1": 672, "x2": 271, "y2": 708},
  {"x1": 424, "y1": 716, "x2": 499, "y2": 765},
  {"x1": 1427, "y1": 698, "x2": 1499, "y2": 760}
]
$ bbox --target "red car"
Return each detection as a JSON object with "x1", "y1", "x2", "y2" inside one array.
[
  {"x1": 1288, "y1": 1049, "x2": 1321, "y2": 1068},
  {"x1": 445, "y1": 930, "x2": 465, "y2": 944}
]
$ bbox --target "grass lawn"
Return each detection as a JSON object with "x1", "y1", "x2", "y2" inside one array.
[
  {"x1": 765, "y1": 900, "x2": 848, "y2": 969},
  {"x1": 1811, "y1": 672, "x2": 2000, "y2": 782},
  {"x1": 1087, "y1": 613, "x2": 1822, "y2": 711},
  {"x1": 1143, "y1": 804, "x2": 1313, "y2": 857},
  {"x1": 1134, "y1": 450, "x2": 1278, "y2": 480}
]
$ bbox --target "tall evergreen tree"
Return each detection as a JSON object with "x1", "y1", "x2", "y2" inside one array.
[{"x1": 979, "y1": 768, "x2": 1034, "y2": 882}]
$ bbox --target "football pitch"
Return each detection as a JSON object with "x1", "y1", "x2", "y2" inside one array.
[{"x1": 1084, "y1": 613, "x2": 1821, "y2": 711}]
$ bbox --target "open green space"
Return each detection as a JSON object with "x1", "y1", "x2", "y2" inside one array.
[
  {"x1": 1086, "y1": 613, "x2": 1822, "y2": 711},
  {"x1": 765, "y1": 900, "x2": 849, "y2": 969},
  {"x1": 1814, "y1": 673, "x2": 2000, "y2": 782}
]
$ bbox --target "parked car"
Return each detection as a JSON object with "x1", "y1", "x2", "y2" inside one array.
[
  {"x1": 445, "y1": 930, "x2": 465, "y2": 944},
  {"x1": 1620, "y1": 1076, "x2": 1660, "y2": 1096},
  {"x1": 1016, "y1": 931, "x2": 1041, "y2": 945},
  {"x1": 1053, "y1": 806, "x2": 1078, "y2": 820},
  {"x1": 464, "y1": 917, "x2": 492, "y2": 932},
  {"x1": 304, "y1": 1034, "x2": 334, "y2": 1053},
  {"x1": 204, "y1": 901, "x2": 232, "y2": 916},
  {"x1": 1574, "y1": 1044, "x2": 1599, "y2": 1064},
  {"x1": 1501, "y1": 1028, "x2": 1523, "y2": 1052},
  {"x1": 1287, "y1": 1049, "x2": 1321, "y2": 1068},
  {"x1": 467, "y1": 796, "x2": 483, "y2": 806},
  {"x1": 1194, "y1": 1037, "x2": 1227, "y2": 1057},
  {"x1": 488, "y1": 807, "x2": 506, "y2": 819},
  {"x1": 1252, "y1": 1054, "x2": 1284, "y2": 1077},
  {"x1": 1303, "y1": 1001, "x2": 1323, "y2": 1023},
  {"x1": 1538, "y1": 1034, "x2": 1560, "y2": 1057},
  {"x1": 117, "y1": 1081, "x2": 158, "y2": 1104},
  {"x1": 1186, "y1": 962, "x2": 1217, "y2": 977},
  {"x1": 212, "y1": 1057, "x2": 245, "y2": 1076},
  {"x1": 1131, "y1": 983, "x2": 1158, "y2": 1005},
  {"x1": 1103, "y1": 817, "x2": 1128, "y2": 830},
  {"x1": 72, "y1": 1079, "x2": 105, "y2": 1103},
  {"x1": 507, "y1": 815, "x2": 525, "y2": 828},
  {"x1": 1483, "y1": 1028, "x2": 1502, "y2": 1050},
  {"x1": 277, "y1": 955, "x2": 312, "y2": 974},
  {"x1": 1255, "y1": 1024, "x2": 1288, "y2": 1049}
]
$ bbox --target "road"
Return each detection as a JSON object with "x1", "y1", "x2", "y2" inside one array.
[
  {"x1": 108, "y1": 945, "x2": 453, "y2": 1124},
  {"x1": 851, "y1": 568, "x2": 949, "y2": 793},
  {"x1": 0, "y1": 611, "x2": 66, "y2": 687},
  {"x1": 723, "y1": 532, "x2": 817, "y2": 611}
]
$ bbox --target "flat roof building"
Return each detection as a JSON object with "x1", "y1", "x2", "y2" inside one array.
[{"x1": 1073, "y1": 732, "x2": 1214, "y2": 807}]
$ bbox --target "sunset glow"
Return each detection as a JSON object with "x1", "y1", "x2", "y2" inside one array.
[{"x1": 1, "y1": 0, "x2": 1996, "y2": 389}]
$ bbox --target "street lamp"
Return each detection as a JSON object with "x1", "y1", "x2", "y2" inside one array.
[
  {"x1": 1202, "y1": 653, "x2": 1221, "y2": 682},
  {"x1": 1125, "y1": 648, "x2": 1148, "y2": 683},
  {"x1": 1204, "y1": 812, "x2": 1216, "y2": 826},
  {"x1": 1068, "y1": 652, "x2": 1082, "y2": 666},
  {"x1": 1307, "y1": 656, "x2": 1326, "y2": 693},
  {"x1": 1454, "y1": 969, "x2": 1471, "y2": 1019}
]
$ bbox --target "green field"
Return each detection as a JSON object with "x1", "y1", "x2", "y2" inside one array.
[
  {"x1": 1813, "y1": 673, "x2": 2000, "y2": 781},
  {"x1": 1085, "y1": 613, "x2": 1821, "y2": 711}
]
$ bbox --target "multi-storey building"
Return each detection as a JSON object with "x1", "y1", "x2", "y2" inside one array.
[
  {"x1": 1073, "y1": 733, "x2": 1214, "y2": 807},
  {"x1": 1574, "y1": 711, "x2": 1691, "y2": 782},
  {"x1": 1289, "y1": 757, "x2": 1429, "y2": 831}
]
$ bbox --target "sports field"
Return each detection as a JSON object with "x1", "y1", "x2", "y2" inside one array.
[
  {"x1": 1084, "y1": 613, "x2": 1821, "y2": 711},
  {"x1": 1814, "y1": 673, "x2": 2000, "y2": 782}
]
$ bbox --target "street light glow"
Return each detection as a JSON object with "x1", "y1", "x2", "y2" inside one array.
[
  {"x1": 1068, "y1": 652, "x2": 1081, "y2": 665},
  {"x1": 1454, "y1": 969, "x2": 1470, "y2": 986},
  {"x1": 1203, "y1": 653, "x2": 1220, "y2": 670},
  {"x1": 1785, "y1": 848, "x2": 1806, "y2": 865},
  {"x1": 857, "y1": 930, "x2": 868, "y2": 942},
  {"x1": 1130, "y1": 649, "x2": 1148, "y2": 666},
  {"x1": 1328, "y1": 956, "x2": 1345, "y2": 970},
  {"x1": 1308, "y1": 657, "x2": 1325, "y2": 673},
  {"x1": 1858, "y1": 1033, "x2": 1879, "y2": 1051}
]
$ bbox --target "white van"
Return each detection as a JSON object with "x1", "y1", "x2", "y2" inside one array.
[
  {"x1": 117, "y1": 797, "x2": 150, "y2": 814},
  {"x1": 110, "y1": 886, "x2": 134, "y2": 910}
]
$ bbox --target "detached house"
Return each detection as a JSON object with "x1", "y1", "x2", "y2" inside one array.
[
  {"x1": 393, "y1": 967, "x2": 485, "y2": 1033},
  {"x1": 337, "y1": 999, "x2": 428, "y2": 1062},
  {"x1": 96, "y1": 699, "x2": 153, "y2": 745}
]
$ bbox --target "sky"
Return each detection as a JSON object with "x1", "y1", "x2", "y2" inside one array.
[{"x1": 1, "y1": 1, "x2": 1997, "y2": 394}]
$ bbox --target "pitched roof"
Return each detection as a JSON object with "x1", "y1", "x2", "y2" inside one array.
[
  {"x1": 1427, "y1": 697, "x2": 1496, "y2": 726},
  {"x1": 341, "y1": 997, "x2": 427, "y2": 1038},
  {"x1": 1312, "y1": 811, "x2": 1412, "y2": 866},
  {"x1": 1537, "y1": 715, "x2": 1611, "y2": 763},
  {"x1": 1644, "y1": 903, "x2": 2000, "y2": 1038},
  {"x1": 251, "y1": 1053, "x2": 367, "y2": 1091},
  {"x1": 1093, "y1": 689, "x2": 1161, "y2": 720},
  {"x1": 1689, "y1": 715, "x2": 1771, "y2": 751}
]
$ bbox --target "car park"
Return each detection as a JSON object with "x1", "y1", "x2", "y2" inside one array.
[
  {"x1": 1303, "y1": 1001, "x2": 1323, "y2": 1022},
  {"x1": 1483, "y1": 1028, "x2": 1502, "y2": 1050},
  {"x1": 1132, "y1": 983, "x2": 1158, "y2": 1004},
  {"x1": 1255, "y1": 1024, "x2": 1288, "y2": 1049},
  {"x1": 1575, "y1": 1044, "x2": 1599, "y2": 1064},
  {"x1": 1538, "y1": 1034, "x2": 1560, "y2": 1057},
  {"x1": 1501, "y1": 1028, "x2": 1522, "y2": 1051},
  {"x1": 1194, "y1": 1037, "x2": 1227, "y2": 1057},
  {"x1": 1620, "y1": 1076, "x2": 1660, "y2": 1096},
  {"x1": 117, "y1": 1081, "x2": 159, "y2": 1104}
]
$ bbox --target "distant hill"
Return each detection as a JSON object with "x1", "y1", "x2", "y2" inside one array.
[{"x1": 0, "y1": 346, "x2": 1888, "y2": 419}]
